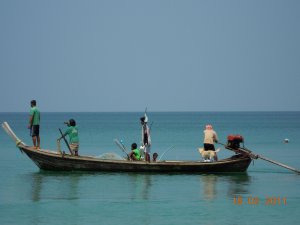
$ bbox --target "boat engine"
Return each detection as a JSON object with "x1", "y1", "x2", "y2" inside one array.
[{"x1": 227, "y1": 135, "x2": 244, "y2": 149}]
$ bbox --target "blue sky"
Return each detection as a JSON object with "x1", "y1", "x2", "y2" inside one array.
[{"x1": 1, "y1": 0, "x2": 299, "y2": 112}]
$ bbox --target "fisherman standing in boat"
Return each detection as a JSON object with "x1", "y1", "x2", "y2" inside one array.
[
  {"x1": 28, "y1": 100, "x2": 41, "y2": 149},
  {"x1": 203, "y1": 124, "x2": 218, "y2": 161},
  {"x1": 58, "y1": 119, "x2": 79, "y2": 156},
  {"x1": 141, "y1": 114, "x2": 151, "y2": 162}
]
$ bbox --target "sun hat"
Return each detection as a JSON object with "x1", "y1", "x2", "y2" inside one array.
[{"x1": 205, "y1": 124, "x2": 213, "y2": 130}]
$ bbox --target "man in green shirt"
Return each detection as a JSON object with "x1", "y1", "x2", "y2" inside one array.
[
  {"x1": 28, "y1": 100, "x2": 40, "y2": 149},
  {"x1": 129, "y1": 143, "x2": 141, "y2": 161},
  {"x1": 58, "y1": 119, "x2": 79, "y2": 156}
]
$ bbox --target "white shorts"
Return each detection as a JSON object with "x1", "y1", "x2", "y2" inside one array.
[{"x1": 144, "y1": 145, "x2": 151, "y2": 154}]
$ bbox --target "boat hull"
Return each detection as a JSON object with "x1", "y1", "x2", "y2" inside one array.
[{"x1": 20, "y1": 146, "x2": 252, "y2": 173}]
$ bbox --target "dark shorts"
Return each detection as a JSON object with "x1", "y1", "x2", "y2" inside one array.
[
  {"x1": 204, "y1": 143, "x2": 215, "y2": 151},
  {"x1": 31, "y1": 125, "x2": 40, "y2": 137}
]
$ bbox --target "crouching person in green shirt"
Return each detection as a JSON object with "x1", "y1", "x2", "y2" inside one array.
[
  {"x1": 58, "y1": 119, "x2": 79, "y2": 156},
  {"x1": 129, "y1": 143, "x2": 141, "y2": 161}
]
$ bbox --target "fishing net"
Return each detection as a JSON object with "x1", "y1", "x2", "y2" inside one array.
[{"x1": 96, "y1": 153, "x2": 126, "y2": 160}]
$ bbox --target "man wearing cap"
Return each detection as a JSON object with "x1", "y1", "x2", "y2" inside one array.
[
  {"x1": 203, "y1": 124, "x2": 219, "y2": 159},
  {"x1": 58, "y1": 119, "x2": 79, "y2": 156}
]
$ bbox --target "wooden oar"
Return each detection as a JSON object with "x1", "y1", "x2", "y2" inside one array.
[
  {"x1": 59, "y1": 128, "x2": 73, "y2": 155},
  {"x1": 219, "y1": 142, "x2": 300, "y2": 174}
]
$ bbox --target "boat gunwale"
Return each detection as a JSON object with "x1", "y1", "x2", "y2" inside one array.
[
  {"x1": 20, "y1": 145, "x2": 251, "y2": 166},
  {"x1": 2, "y1": 121, "x2": 252, "y2": 172}
]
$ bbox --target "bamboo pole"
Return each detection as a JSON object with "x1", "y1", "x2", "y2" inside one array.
[
  {"x1": 256, "y1": 154, "x2": 300, "y2": 174},
  {"x1": 219, "y1": 142, "x2": 300, "y2": 174}
]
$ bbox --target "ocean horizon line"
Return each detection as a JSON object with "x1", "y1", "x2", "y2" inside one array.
[{"x1": 1, "y1": 110, "x2": 300, "y2": 114}]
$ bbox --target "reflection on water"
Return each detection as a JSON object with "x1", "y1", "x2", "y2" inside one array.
[
  {"x1": 225, "y1": 173, "x2": 252, "y2": 196},
  {"x1": 30, "y1": 171, "x2": 81, "y2": 202},
  {"x1": 200, "y1": 173, "x2": 252, "y2": 201},
  {"x1": 29, "y1": 171, "x2": 153, "y2": 203},
  {"x1": 31, "y1": 173, "x2": 42, "y2": 202},
  {"x1": 29, "y1": 171, "x2": 251, "y2": 204},
  {"x1": 128, "y1": 173, "x2": 152, "y2": 200},
  {"x1": 201, "y1": 175, "x2": 218, "y2": 201}
]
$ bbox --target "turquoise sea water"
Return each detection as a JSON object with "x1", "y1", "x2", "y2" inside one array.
[{"x1": 0, "y1": 112, "x2": 299, "y2": 225}]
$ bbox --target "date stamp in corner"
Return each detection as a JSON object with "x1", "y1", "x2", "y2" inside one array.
[{"x1": 233, "y1": 196, "x2": 287, "y2": 206}]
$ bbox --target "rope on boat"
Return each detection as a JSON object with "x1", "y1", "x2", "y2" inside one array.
[{"x1": 16, "y1": 139, "x2": 22, "y2": 146}]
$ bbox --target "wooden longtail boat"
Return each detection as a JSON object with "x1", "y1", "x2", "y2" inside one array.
[{"x1": 2, "y1": 122, "x2": 252, "y2": 173}]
